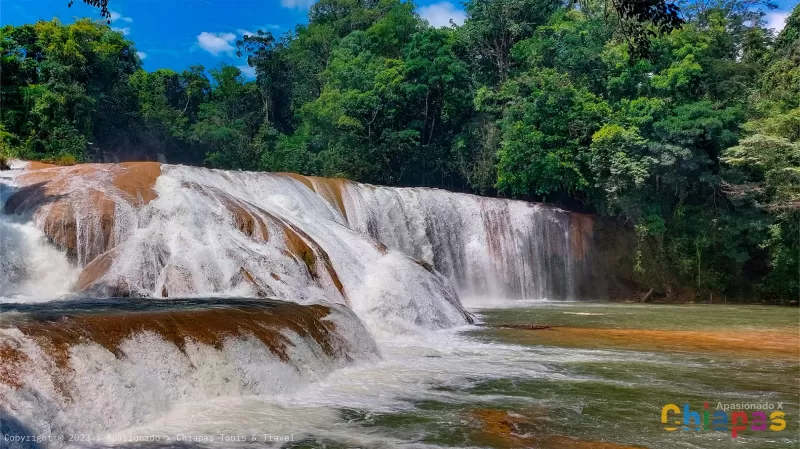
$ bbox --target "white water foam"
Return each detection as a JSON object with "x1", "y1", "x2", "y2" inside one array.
[
  {"x1": 0, "y1": 304, "x2": 379, "y2": 442},
  {"x1": 0, "y1": 164, "x2": 472, "y2": 331},
  {"x1": 0, "y1": 170, "x2": 79, "y2": 302},
  {"x1": 111, "y1": 165, "x2": 470, "y2": 332}
]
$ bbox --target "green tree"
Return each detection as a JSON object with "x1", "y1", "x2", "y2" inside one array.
[
  {"x1": 457, "y1": 0, "x2": 561, "y2": 84},
  {"x1": 722, "y1": 5, "x2": 800, "y2": 299},
  {"x1": 193, "y1": 64, "x2": 263, "y2": 170},
  {"x1": 488, "y1": 69, "x2": 610, "y2": 197},
  {"x1": 0, "y1": 19, "x2": 140, "y2": 162}
]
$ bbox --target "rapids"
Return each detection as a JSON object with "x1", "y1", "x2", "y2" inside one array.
[{"x1": 0, "y1": 161, "x2": 625, "y2": 448}]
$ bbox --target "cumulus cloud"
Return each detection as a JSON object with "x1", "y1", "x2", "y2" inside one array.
[
  {"x1": 765, "y1": 11, "x2": 790, "y2": 33},
  {"x1": 419, "y1": 2, "x2": 466, "y2": 28},
  {"x1": 281, "y1": 0, "x2": 315, "y2": 9},
  {"x1": 109, "y1": 10, "x2": 133, "y2": 23},
  {"x1": 237, "y1": 29, "x2": 256, "y2": 37},
  {"x1": 197, "y1": 31, "x2": 237, "y2": 56},
  {"x1": 237, "y1": 65, "x2": 257, "y2": 78},
  {"x1": 137, "y1": 51, "x2": 147, "y2": 60},
  {"x1": 112, "y1": 27, "x2": 130, "y2": 35}
]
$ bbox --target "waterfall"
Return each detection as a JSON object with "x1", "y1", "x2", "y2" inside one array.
[
  {"x1": 328, "y1": 181, "x2": 594, "y2": 300},
  {"x1": 0, "y1": 168, "x2": 80, "y2": 300},
  {"x1": 0, "y1": 160, "x2": 603, "y2": 330},
  {"x1": 1, "y1": 162, "x2": 597, "y2": 308},
  {"x1": 0, "y1": 163, "x2": 471, "y2": 332},
  {"x1": 0, "y1": 161, "x2": 605, "y2": 446},
  {"x1": 0, "y1": 299, "x2": 379, "y2": 439}
]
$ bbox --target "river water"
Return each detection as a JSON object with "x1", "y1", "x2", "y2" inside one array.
[
  {"x1": 1, "y1": 163, "x2": 797, "y2": 449},
  {"x1": 4, "y1": 300, "x2": 795, "y2": 449}
]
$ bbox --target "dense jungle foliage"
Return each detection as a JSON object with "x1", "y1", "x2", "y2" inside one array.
[{"x1": 1, "y1": 1, "x2": 798, "y2": 301}]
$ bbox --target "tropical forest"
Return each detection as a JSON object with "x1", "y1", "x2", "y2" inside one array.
[{"x1": 1, "y1": 0, "x2": 798, "y2": 303}]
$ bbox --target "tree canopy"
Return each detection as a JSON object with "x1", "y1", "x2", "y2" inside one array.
[{"x1": 2, "y1": 1, "x2": 798, "y2": 302}]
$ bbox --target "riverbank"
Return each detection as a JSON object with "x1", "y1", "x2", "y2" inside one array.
[{"x1": 612, "y1": 295, "x2": 799, "y2": 306}]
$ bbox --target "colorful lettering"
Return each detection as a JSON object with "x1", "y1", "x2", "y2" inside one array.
[
  {"x1": 683, "y1": 404, "x2": 702, "y2": 432},
  {"x1": 661, "y1": 404, "x2": 680, "y2": 431},
  {"x1": 770, "y1": 411, "x2": 786, "y2": 432},
  {"x1": 663, "y1": 403, "x2": 788, "y2": 437},
  {"x1": 750, "y1": 411, "x2": 767, "y2": 431},
  {"x1": 711, "y1": 411, "x2": 728, "y2": 432},
  {"x1": 731, "y1": 411, "x2": 748, "y2": 438}
]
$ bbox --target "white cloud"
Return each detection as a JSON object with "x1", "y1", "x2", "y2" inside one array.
[
  {"x1": 112, "y1": 27, "x2": 130, "y2": 35},
  {"x1": 281, "y1": 0, "x2": 315, "y2": 9},
  {"x1": 418, "y1": 2, "x2": 466, "y2": 28},
  {"x1": 137, "y1": 51, "x2": 147, "y2": 60},
  {"x1": 237, "y1": 65, "x2": 257, "y2": 78},
  {"x1": 765, "y1": 11, "x2": 790, "y2": 33},
  {"x1": 196, "y1": 31, "x2": 237, "y2": 56},
  {"x1": 237, "y1": 29, "x2": 256, "y2": 37},
  {"x1": 109, "y1": 10, "x2": 133, "y2": 23}
]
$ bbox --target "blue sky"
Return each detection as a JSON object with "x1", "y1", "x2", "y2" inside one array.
[{"x1": 2, "y1": 0, "x2": 796, "y2": 79}]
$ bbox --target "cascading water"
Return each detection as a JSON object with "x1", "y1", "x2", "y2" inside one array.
[
  {"x1": 0, "y1": 167, "x2": 80, "y2": 300},
  {"x1": 0, "y1": 161, "x2": 605, "y2": 448},
  {"x1": 1, "y1": 162, "x2": 596, "y2": 308},
  {"x1": 0, "y1": 163, "x2": 471, "y2": 331},
  {"x1": 328, "y1": 182, "x2": 595, "y2": 301},
  {"x1": 0, "y1": 299, "x2": 379, "y2": 443}
]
